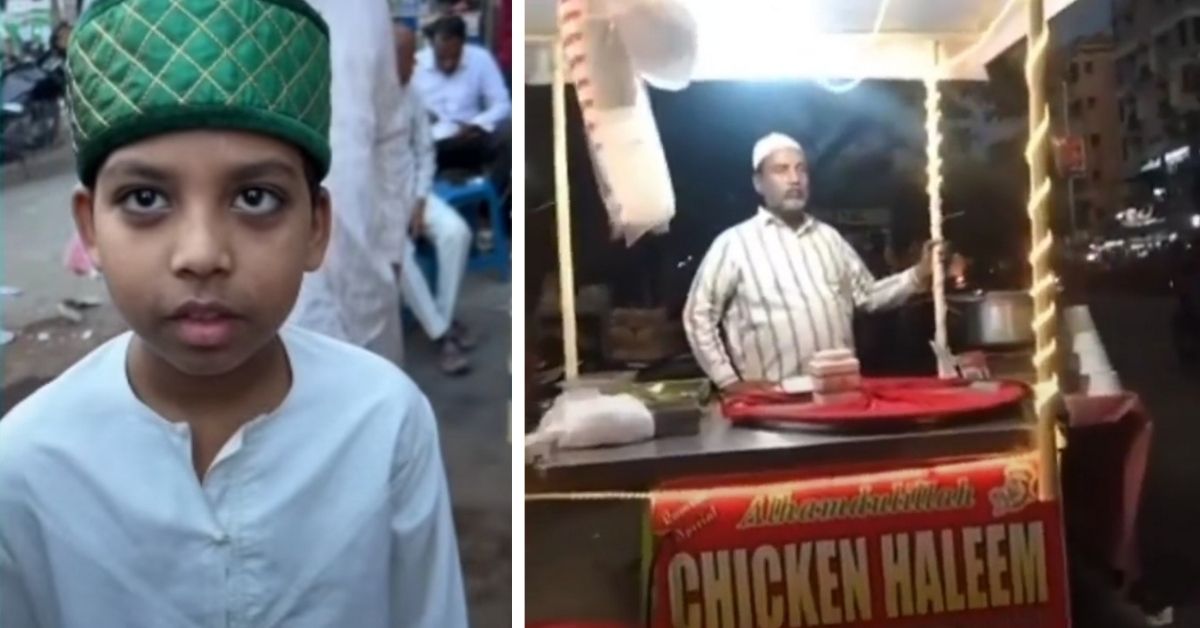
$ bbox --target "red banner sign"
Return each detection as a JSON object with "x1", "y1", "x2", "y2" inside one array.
[
  {"x1": 650, "y1": 454, "x2": 1070, "y2": 627},
  {"x1": 1053, "y1": 136, "x2": 1086, "y2": 178}
]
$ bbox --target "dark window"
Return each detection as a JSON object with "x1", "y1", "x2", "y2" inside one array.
[
  {"x1": 1093, "y1": 169, "x2": 1102, "y2": 181},
  {"x1": 1069, "y1": 63, "x2": 1079, "y2": 83},
  {"x1": 1087, "y1": 96, "x2": 1097, "y2": 109},
  {"x1": 1070, "y1": 100, "x2": 1083, "y2": 117},
  {"x1": 1180, "y1": 20, "x2": 1189, "y2": 46},
  {"x1": 1193, "y1": 17, "x2": 1200, "y2": 41},
  {"x1": 1158, "y1": 33, "x2": 1170, "y2": 51},
  {"x1": 1091, "y1": 134, "x2": 1101, "y2": 148},
  {"x1": 1184, "y1": 63, "x2": 1200, "y2": 93},
  {"x1": 1085, "y1": 61, "x2": 1094, "y2": 74}
]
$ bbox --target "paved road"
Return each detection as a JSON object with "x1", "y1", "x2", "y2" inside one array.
[
  {"x1": 2, "y1": 143, "x2": 108, "y2": 330},
  {"x1": 1090, "y1": 293, "x2": 1200, "y2": 620}
]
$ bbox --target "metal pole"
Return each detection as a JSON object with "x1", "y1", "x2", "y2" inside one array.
[
  {"x1": 552, "y1": 38, "x2": 580, "y2": 380},
  {"x1": 926, "y1": 44, "x2": 950, "y2": 377},
  {"x1": 1026, "y1": 0, "x2": 1062, "y2": 501}
]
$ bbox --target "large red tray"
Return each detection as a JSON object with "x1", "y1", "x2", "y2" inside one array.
[{"x1": 721, "y1": 377, "x2": 1027, "y2": 426}]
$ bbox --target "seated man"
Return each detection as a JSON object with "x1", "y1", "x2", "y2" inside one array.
[
  {"x1": 414, "y1": 15, "x2": 510, "y2": 174},
  {"x1": 394, "y1": 22, "x2": 475, "y2": 374}
]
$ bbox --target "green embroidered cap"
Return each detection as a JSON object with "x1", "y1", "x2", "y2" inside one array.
[{"x1": 67, "y1": 0, "x2": 331, "y2": 185}]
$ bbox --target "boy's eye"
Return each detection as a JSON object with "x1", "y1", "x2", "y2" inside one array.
[
  {"x1": 118, "y1": 188, "x2": 169, "y2": 214},
  {"x1": 233, "y1": 187, "x2": 283, "y2": 215}
]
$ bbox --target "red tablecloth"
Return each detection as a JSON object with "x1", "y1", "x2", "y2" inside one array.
[{"x1": 722, "y1": 377, "x2": 1027, "y2": 426}]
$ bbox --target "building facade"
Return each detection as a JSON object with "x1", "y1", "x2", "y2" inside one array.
[
  {"x1": 1113, "y1": 0, "x2": 1200, "y2": 213},
  {"x1": 1052, "y1": 35, "x2": 1124, "y2": 233}
]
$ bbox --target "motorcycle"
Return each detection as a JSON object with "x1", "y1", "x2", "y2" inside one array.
[{"x1": 1, "y1": 39, "x2": 66, "y2": 163}]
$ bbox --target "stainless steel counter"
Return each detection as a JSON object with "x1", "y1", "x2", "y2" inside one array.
[{"x1": 528, "y1": 402, "x2": 1034, "y2": 493}]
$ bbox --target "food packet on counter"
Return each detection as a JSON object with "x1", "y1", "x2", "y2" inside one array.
[{"x1": 525, "y1": 388, "x2": 654, "y2": 463}]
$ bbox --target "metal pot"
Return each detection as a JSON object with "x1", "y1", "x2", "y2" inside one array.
[{"x1": 947, "y1": 290, "x2": 1034, "y2": 348}]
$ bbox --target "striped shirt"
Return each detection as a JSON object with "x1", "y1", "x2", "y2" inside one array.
[{"x1": 683, "y1": 208, "x2": 922, "y2": 388}]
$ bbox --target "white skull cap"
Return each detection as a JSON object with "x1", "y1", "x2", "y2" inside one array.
[{"x1": 752, "y1": 132, "x2": 803, "y2": 170}]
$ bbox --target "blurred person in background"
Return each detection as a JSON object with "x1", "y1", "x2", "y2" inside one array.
[
  {"x1": 413, "y1": 15, "x2": 509, "y2": 177},
  {"x1": 288, "y1": 0, "x2": 414, "y2": 365},
  {"x1": 390, "y1": 22, "x2": 476, "y2": 375}
]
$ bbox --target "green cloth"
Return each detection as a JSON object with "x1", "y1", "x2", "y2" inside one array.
[{"x1": 67, "y1": 0, "x2": 332, "y2": 185}]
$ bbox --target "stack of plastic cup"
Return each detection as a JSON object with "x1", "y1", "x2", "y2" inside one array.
[{"x1": 1064, "y1": 305, "x2": 1122, "y2": 396}]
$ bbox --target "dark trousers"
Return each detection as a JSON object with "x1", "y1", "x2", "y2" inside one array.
[
  {"x1": 436, "y1": 133, "x2": 497, "y2": 172},
  {"x1": 435, "y1": 119, "x2": 511, "y2": 192}
]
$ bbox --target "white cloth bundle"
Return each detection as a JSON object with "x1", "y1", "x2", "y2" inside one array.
[{"x1": 525, "y1": 389, "x2": 654, "y2": 461}]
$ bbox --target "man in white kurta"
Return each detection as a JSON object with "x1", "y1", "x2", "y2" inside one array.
[
  {"x1": 288, "y1": 0, "x2": 414, "y2": 365},
  {"x1": 684, "y1": 133, "x2": 937, "y2": 391},
  {"x1": 0, "y1": 328, "x2": 468, "y2": 627},
  {"x1": 388, "y1": 23, "x2": 475, "y2": 375}
]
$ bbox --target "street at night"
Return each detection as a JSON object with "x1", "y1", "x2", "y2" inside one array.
[{"x1": 1091, "y1": 291, "x2": 1200, "y2": 625}]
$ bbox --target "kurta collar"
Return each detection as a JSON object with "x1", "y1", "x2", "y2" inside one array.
[{"x1": 755, "y1": 206, "x2": 816, "y2": 234}]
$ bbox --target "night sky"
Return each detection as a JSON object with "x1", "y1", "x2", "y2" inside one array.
[{"x1": 1054, "y1": 0, "x2": 1112, "y2": 43}]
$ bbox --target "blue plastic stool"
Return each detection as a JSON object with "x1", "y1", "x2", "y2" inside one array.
[{"x1": 434, "y1": 176, "x2": 509, "y2": 281}]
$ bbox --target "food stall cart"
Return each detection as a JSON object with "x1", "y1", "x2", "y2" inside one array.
[{"x1": 523, "y1": 1, "x2": 1143, "y2": 626}]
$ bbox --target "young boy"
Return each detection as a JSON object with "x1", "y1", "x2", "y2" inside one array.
[{"x1": 0, "y1": 1, "x2": 468, "y2": 627}]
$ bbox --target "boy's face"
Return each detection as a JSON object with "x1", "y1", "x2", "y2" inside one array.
[{"x1": 73, "y1": 130, "x2": 331, "y2": 377}]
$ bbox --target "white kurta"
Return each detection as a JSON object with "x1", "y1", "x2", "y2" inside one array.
[
  {"x1": 0, "y1": 328, "x2": 468, "y2": 628},
  {"x1": 389, "y1": 87, "x2": 471, "y2": 341},
  {"x1": 288, "y1": 0, "x2": 414, "y2": 365}
]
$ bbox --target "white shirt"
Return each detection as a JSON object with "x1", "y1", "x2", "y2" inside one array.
[
  {"x1": 289, "y1": 0, "x2": 412, "y2": 361},
  {"x1": 683, "y1": 209, "x2": 922, "y2": 387},
  {"x1": 413, "y1": 43, "x2": 510, "y2": 140},
  {"x1": 0, "y1": 328, "x2": 468, "y2": 628}
]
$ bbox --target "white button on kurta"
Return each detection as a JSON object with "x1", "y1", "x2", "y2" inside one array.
[{"x1": 0, "y1": 328, "x2": 468, "y2": 628}]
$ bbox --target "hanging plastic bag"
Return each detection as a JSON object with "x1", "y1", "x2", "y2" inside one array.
[
  {"x1": 610, "y1": 0, "x2": 698, "y2": 91},
  {"x1": 559, "y1": 0, "x2": 676, "y2": 245}
]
